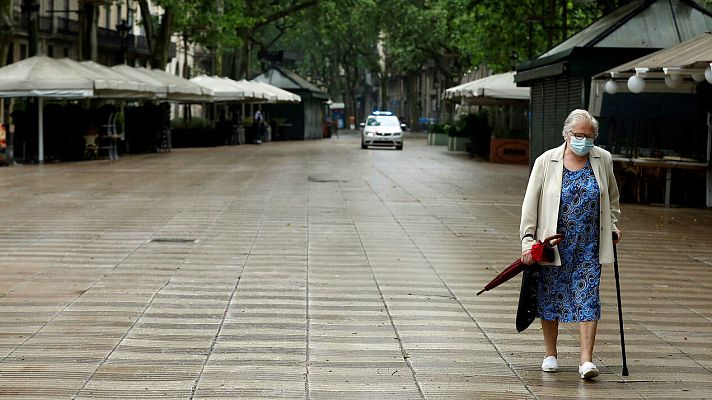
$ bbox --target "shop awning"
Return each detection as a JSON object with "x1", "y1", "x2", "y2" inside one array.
[
  {"x1": 444, "y1": 72, "x2": 530, "y2": 104},
  {"x1": 60, "y1": 59, "x2": 155, "y2": 99},
  {"x1": 111, "y1": 65, "x2": 212, "y2": 102},
  {"x1": 190, "y1": 75, "x2": 254, "y2": 102},
  {"x1": 249, "y1": 80, "x2": 301, "y2": 103},
  {"x1": 592, "y1": 32, "x2": 712, "y2": 92},
  {"x1": 0, "y1": 56, "x2": 93, "y2": 98}
]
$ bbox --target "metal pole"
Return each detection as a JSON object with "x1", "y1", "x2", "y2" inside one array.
[
  {"x1": 38, "y1": 97, "x2": 44, "y2": 163},
  {"x1": 706, "y1": 111, "x2": 711, "y2": 207},
  {"x1": 612, "y1": 237, "x2": 629, "y2": 376}
]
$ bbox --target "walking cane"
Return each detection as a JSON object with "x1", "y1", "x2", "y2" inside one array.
[{"x1": 612, "y1": 233, "x2": 629, "y2": 376}]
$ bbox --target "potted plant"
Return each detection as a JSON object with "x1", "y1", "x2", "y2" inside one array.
[
  {"x1": 427, "y1": 123, "x2": 448, "y2": 145},
  {"x1": 446, "y1": 119, "x2": 471, "y2": 152}
]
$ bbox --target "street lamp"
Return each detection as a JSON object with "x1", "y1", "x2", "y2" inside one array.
[{"x1": 116, "y1": 19, "x2": 132, "y2": 65}]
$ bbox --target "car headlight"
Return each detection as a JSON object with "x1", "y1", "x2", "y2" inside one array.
[{"x1": 366, "y1": 132, "x2": 374, "y2": 137}]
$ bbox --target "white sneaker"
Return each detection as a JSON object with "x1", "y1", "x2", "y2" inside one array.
[
  {"x1": 579, "y1": 361, "x2": 599, "y2": 379},
  {"x1": 541, "y1": 356, "x2": 558, "y2": 372}
]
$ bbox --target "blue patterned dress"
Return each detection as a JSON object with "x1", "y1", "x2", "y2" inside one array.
[{"x1": 538, "y1": 161, "x2": 601, "y2": 322}]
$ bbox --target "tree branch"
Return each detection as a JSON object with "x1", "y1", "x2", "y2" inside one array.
[{"x1": 252, "y1": 0, "x2": 319, "y2": 32}]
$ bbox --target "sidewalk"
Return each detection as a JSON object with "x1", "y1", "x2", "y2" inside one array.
[{"x1": 0, "y1": 131, "x2": 710, "y2": 399}]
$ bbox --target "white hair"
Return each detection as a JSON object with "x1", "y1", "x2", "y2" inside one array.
[{"x1": 561, "y1": 109, "x2": 599, "y2": 140}]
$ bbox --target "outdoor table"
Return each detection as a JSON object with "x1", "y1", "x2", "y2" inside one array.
[{"x1": 612, "y1": 156, "x2": 708, "y2": 206}]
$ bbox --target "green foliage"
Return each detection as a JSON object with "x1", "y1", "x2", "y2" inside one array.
[
  {"x1": 456, "y1": 110, "x2": 491, "y2": 157},
  {"x1": 172, "y1": 117, "x2": 214, "y2": 130},
  {"x1": 378, "y1": 0, "x2": 471, "y2": 83},
  {"x1": 270, "y1": 0, "x2": 382, "y2": 112},
  {"x1": 493, "y1": 128, "x2": 528, "y2": 140},
  {"x1": 427, "y1": 123, "x2": 447, "y2": 134}
]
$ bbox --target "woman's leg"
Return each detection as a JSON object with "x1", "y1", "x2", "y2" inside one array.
[
  {"x1": 579, "y1": 320, "x2": 598, "y2": 364},
  {"x1": 542, "y1": 319, "x2": 559, "y2": 357}
]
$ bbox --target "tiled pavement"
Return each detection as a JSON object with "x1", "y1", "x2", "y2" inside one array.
[{"x1": 0, "y1": 131, "x2": 710, "y2": 399}]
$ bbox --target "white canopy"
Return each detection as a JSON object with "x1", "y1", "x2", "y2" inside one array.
[
  {"x1": 0, "y1": 56, "x2": 98, "y2": 163},
  {"x1": 190, "y1": 76, "x2": 260, "y2": 102},
  {"x1": 236, "y1": 79, "x2": 277, "y2": 102},
  {"x1": 190, "y1": 75, "x2": 301, "y2": 103},
  {"x1": 444, "y1": 72, "x2": 530, "y2": 104},
  {"x1": 250, "y1": 80, "x2": 301, "y2": 103},
  {"x1": 0, "y1": 55, "x2": 93, "y2": 98},
  {"x1": 111, "y1": 65, "x2": 212, "y2": 102},
  {"x1": 110, "y1": 65, "x2": 169, "y2": 98},
  {"x1": 57, "y1": 59, "x2": 155, "y2": 99},
  {"x1": 141, "y1": 68, "x2": 213, "y2": 101}
]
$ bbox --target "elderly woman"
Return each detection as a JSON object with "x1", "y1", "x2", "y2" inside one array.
[{"x1": 520, "y1": 109, "x2": 621, "y2": 380}]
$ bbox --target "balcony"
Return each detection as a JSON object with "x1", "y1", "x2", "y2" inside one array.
[
  {"x1": 15, "y1": 16, "x2": 176, "y2": 58},
  {"x1": 56, "y1": 17, "x2": 79, "y2": 35}
]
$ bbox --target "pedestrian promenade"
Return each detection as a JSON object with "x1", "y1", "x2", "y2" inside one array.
[{"x1": 0, "y1": 131, "x2": 710, "y2": 399}]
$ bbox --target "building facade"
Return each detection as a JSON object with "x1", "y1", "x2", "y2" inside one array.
[{"x1": 5, "y1": 0, "x2": 178, "y2": 69}]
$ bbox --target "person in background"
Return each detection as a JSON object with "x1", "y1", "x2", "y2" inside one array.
[
  {"x1": 254, "y1": 110, "x2": 265, "y2": 144},
  {"x1": 520, "y1": 109, "x2": 622, "y2": 380}
]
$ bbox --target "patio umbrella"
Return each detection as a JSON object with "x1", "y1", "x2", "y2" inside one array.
[{"x1": 476, "y1": 234, "x2": 564, "y2": 296}]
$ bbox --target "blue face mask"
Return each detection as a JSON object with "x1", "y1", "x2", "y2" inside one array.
[{"x1": 570, "y1": 136, "x2": 594, "y2": 156}]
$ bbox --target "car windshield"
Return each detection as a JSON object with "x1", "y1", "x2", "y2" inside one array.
[{"x1": 366, "y1": 116, "x2": 400, "y2": 127}]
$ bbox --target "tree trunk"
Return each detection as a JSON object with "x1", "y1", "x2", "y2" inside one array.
[
  {"x1": 214, "y1": 0, "x2": 224, "y2": 76},
  {"x1": 379, "y1": 74, "x2": 388, "y2": 111},
  {"x1": 152, "y1": 10, "x2": 174, "y2": 69},
  {"x1": 79, "y1": 1, "x2": 98, "y2": 61},
  {"x1": 237, "y1": 27, "x2": 251, "y2": 79},
  {"x1": 22, "y1": 0, "x2": 40, "y2": 57},
  {"x1": 137, "y1": 0, "x2": 175, "y2": 70},
  {"x1": 440, "y1": 76, "x2": 455, "y2": 122},
  {"x1": 407, "y1": 72, "x2": 420, "y2": 130},
  {"x1": 0, "y1": 0, "x2": 14, "y2": 66},
  {"x1": 137, "y1": 0, "x2": 155, "y2": 55}
]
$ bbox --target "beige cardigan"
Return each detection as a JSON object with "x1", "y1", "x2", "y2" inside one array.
[{"x1": 520, "y1": 143, "x2": 621, "y2": 265}]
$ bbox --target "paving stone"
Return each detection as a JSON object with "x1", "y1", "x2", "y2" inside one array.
[{"x1": 0, "y1": 132, "x2": 711, "y2": 398}]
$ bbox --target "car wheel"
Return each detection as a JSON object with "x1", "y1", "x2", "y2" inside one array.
[
  {"x1": 361, "y1": 141, "x2": 367, "y2": 149},
  {"x1": 395, "y1": 145, "x2": 403, "y2": 150}
]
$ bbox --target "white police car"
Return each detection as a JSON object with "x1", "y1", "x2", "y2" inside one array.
[{"x1": 360, "y1": 111, "x2": 405, "y2": 150}]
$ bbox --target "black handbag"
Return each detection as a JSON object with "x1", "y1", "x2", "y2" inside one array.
[
  {"x1": 515, "y1": 234, "x2": 561, "y2": 332},
  {"x1": 516, "y1": 264, "x2": 540, "y2": 332}
]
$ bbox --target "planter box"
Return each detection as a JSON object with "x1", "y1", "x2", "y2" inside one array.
[
  {"x1": 447, "y1": 136, "x2": 470, "y2": 152},
  {"x1": 427, "y1": 132, "x2": 448, "y2": 145},
  {"x1": 490, "y1": 137, "x2": 529, "y2": 164}
]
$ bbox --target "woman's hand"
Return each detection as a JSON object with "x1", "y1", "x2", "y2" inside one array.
[
  {"x1": 521, "y1": 249, "x2": 535, "y2": 265},
  {"x1": 613, "y1": 230, "x2": 622, "y2": 244}
]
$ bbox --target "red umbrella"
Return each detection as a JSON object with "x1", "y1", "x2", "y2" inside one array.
[{"x1": 476, "y1": 234, "x2": 563, "y2": 296}]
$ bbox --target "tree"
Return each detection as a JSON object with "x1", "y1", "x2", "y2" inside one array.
[
  {"x1": 78, "y1": 0, "x2": 100, "y2": 61},
  {"x1": 377, "y1": 0, "x2": 477, "y2": 120},
  {"x1": 0, "y1": 0, "x2": 14, "y2": 67},
  {"x1": 231, "y1": 0, "x2": 319, "y2": 79},
  {"x1": 273, "y1": 0, "x2": 382, "y2": 118},
  {"x1": 137, "y1": 0, "x2": 181, "y2": 69}
]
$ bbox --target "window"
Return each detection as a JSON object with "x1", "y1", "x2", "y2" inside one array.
[{"x1": 367, "y1": 116, "x2": 399, "y2": 127}]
